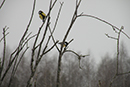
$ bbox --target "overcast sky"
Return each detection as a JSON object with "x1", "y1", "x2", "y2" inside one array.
[{"x1": 0, "y1": 0, "x2": 130, "y2": 62}]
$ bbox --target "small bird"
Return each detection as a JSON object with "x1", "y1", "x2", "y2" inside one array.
[
  {"x1": 58, "y1": 41, "x2": 68, "y2": 47},
  {"x1": 38, "y1": 10, "x2": 46, "y2": 22}
]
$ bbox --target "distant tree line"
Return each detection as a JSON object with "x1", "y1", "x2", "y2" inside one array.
[{"x1": 0, "y1": 43, "x2": 130, "y2": 87}]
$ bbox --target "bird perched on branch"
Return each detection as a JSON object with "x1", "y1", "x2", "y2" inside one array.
[
  {"x1": 58, "y1": 41, "x2": 68, "y2": 47},
  {"x1": 38, "y1": 10, "x2": 46, "y2": 22}
]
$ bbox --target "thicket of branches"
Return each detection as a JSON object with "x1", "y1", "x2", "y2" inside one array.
[{"x1": 0, "y1": 0, "x2": 130, "y2": 87}]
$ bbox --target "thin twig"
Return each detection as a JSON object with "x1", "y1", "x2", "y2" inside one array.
[
  {"x1": 50, "y1": 0, "x2": 57, "y2": 10},
  {"x1": 49, "y1": 26, "x2": 60, "y2": 52},
  {"x1": 105, "y1": 33, "x2": 117, "y2": 40},
  {"x1": 40, "y1": 41, "x2": 59, "y2": 58},
  {"x1": 52, "y1": 2, "x2": 64, "y2": 33},
  {"x1": 0, "y1": 0, "x2": 6, "y2": 9},
  {"x1": 68, "y1": 39, "x2": 74, "y2": 44}
]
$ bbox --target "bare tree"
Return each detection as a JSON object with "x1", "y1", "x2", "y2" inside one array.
[{"x1": 55, "y1": 0, "x2": 88, "y2": 87}]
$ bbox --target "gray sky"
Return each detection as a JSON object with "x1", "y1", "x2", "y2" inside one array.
[{"x1": 0, "y1": 0, "x2": 130, "y2": 62}]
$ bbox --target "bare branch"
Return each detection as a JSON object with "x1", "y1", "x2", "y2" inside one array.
[
  {"x1": 40, "y1": 40, "x2": 59, "y2": 57},
  {"x1": 80, "y1": 14, "x2": 130, "y2": 39},
  {"x1": 61, "y1": 0, "x2": 82, "y2": 51},
  {"x1": 0, "y1": 32, "x2": 9, "y2": 43},
  {"x1": 50, "y1": 0, "x2": 57, "y2": 10},
  {"x1": 115, "y1": 27, "x2": 123, "y2": 75},
  {"x1": 48, "y1": 2, "x2": 64, "y2": 52},
  {"x1": 20, "y1": 0, "x2": 36, "y2": 44},
  {"x1": 2, "y1": 30, "x2": 6, "y2": 77},
  {"x1": 49, "y1": 26, "x2": 60, "y2": 52},
  {"x1": 0, "y1": 26, "x2": 8, "y2": 78},
  {"x1": 52, "y1": 2, "x2": 64, "y2": 33},
  {"x1": 105, "y1": 33, "x2": 117, "y2": 40},
  {"x1": 68, "y1": 39, "x2": 74, "y2": 44},
  {"x1": 66, "y1": 50, "x2": 89, "y2": 58},
  {"x1": 56, "y1": 1, "x2": 83, "y2": 87},
  {"x1": 65, "y1": 50, "x2": 89, "y2": 69},
  {"x1": 109, "y1": 25, "x2": 124, "y2": 87},
  {"x1": 41, "y1": 2, "x2": 63, "y2": 54},
  {"x1": 0, "y1": 0, "x2": 6, "y2": 9},
  {"x1": 31, "y1": 23, "x2": 46, "y2": 71},
  {"x1": 36, "y1": 17, "x2": 50, "y2": 60}
]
